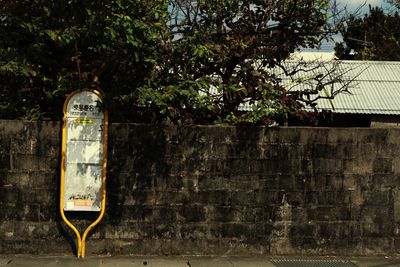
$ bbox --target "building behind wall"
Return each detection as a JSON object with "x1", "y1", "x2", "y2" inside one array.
[{"x1": 286, "y1": 60, "x2": 400, "y2": 127}]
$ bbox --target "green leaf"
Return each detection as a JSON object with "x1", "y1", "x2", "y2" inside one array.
[{"x1": 46, "y1": 30, "x2": 58, "y2": 41}]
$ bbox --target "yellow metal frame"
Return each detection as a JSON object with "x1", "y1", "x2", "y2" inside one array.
[{"x1": 60, "y1": 89, "x2": 108, "y2": 258}]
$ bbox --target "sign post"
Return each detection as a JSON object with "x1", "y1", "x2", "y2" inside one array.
[{"x1": 60, "y1": 89, "x2": 108, "y2": 258}]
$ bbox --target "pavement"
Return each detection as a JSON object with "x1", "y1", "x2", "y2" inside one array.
[{"x1": 1, "y1": 256, "x2": 400, "y2": 267}]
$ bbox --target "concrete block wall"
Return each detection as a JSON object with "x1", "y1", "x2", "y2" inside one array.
[
  {"x1": 1, "y1": 120, "x2": 400, "y2": 256},
  {"x1": 0, "y1": 121, "x2": 64, "y2": 253}
]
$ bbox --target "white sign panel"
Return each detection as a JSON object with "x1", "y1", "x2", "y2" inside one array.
[{"x1": 63, "y1": 90, "x2": 105, "y2": 211}]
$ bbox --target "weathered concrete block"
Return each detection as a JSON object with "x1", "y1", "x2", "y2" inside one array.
[
  {"x1": 387, "y1": 129, "x2": 400, "y2": 144},
  {"x1": 0, "y1": 221, "x2": 15, "y2": 240},
  {"x1": 177, "y1": 205, "x2": 206, "y2": 222},
  {"x1": 326, "y1": 129, "x2": 360, "y2": 144},
  {"x1": 343, "y1": 158, "x2": 373, "y2": 175},
  {"x1": 312, "y1": 174, "x2": 344, "y2": 190},
  {"x1": 363, "y1": 237, "x2": 393, "y2": 255},
  {"x1": 314, "y1": 222, "x2": 362, "y2": 240},
  {"x1": 105, "y1": 223, "x2": 154, "y2": 239},
  {"x1": 10, "y1": 154, "x2": 55, "y2": 171},
  {"x1": 0, "y1": 187, "x2": 20, "y2": 203},
  {"x1": 10, "y1": 137, "x2": 39, "y2": 155},
  {"x1": 262, "y1": 143, "x2": 279, "y2": 159},
  {"x1": 192, "y1": 190, "x2": 232, "y2": 205},
  {"x1": 311, "y1": 144, "x2": 337, "y2": 158},
  {"x1": 0, "y1": 203, "x2": 39, "y2": 221},
  {"x1": 361, "y1": 190, "x2": 391, "y2": 205},
  {"x1": 270, "y1": 238, "x2": 297, "y2": 255},
  {"x1": 260, "y1": 159, "x2": 281, "y2": 174},
  {"x1": 307, "y1": 206, "x2": 351, "y2": 221},
  {"x1": 38, "y1": 205, "x2": 58, "y2": 221},
  {"x1": 313, "y1": 159, "x2": 344, "y2": 174},
  {"x1": 357, "y1": 128, "x2": 387, "y2": 143},
  {"x1": 393, "y1": 189, "x2": 400, "y2": 222},
  {"x1": 362, "y1": 222, "x2": 393, "y2": 237},
  {"x1": 116, "y1": 205, "x2": 154, "y2": 222},
  {"x1": 373, "y1": 158, "x2": 393, "y2": 174},
  {"x1": 0, "y1": 154, "x2": 10, "y2": 171},
  {"x1": 219, "y1": 223, "x2": 265, "y2": 241},
  {"x1": 372, "y1": 174, "x2": 400, "y2": 189},
  {"x1": 279, "y1": 159, "x2": 303, "y2": 175},
  {"x1": 252, "y1": 190, "x2": 280, "y2": 205},
  {"x1": 317, "y1": 190, "x2": 352, "y2": 205},
  {"x1": 205, "y1": 205, "x2": 242, "y2": 222},
  {"x1": 360, "y1": 206, "x2": 391, "y2": 228}
]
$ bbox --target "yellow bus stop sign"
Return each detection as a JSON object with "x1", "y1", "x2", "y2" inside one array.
[{"x1": 60, "y1": 89, "x2": 108, "y2": 257}]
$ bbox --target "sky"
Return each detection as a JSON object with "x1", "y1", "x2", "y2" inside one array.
[{"x1": 336, "y1": 0, "x2": 389, "y2": 13}]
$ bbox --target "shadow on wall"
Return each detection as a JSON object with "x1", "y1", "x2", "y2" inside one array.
[{"x1": 106, "y1": 124, "x2": 170, "y2": 226}]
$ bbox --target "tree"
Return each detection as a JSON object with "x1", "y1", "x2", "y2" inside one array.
[
  {"x1": 1, "y1": 0, "x2": 351, "y2": 124},
  {"x1": 141, "y1": 0, "x2": 350, "y2": 124},
  {"x1": 0, "y1": 0, "x2": 169, "y2": 121},
  {"x1": 335, "y1": 6, "x2": 400, "y2": 60}
]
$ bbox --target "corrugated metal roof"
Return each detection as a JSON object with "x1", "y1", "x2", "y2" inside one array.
[
  {"x1": 310, "y1": 61, "x2": 400, "y2": 115},
  {"x1": 223, "y1": 60, "x2": 400, "y2": 115},
  {"x1": 242, "y1": 60, "x2": 400, "y2": 115}
]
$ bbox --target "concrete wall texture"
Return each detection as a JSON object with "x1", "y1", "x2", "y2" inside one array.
[{"x1": 1, "y1": 120, "x2": 400, "y2": 256}]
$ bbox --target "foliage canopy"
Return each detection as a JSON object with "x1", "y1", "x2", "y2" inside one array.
[
  {"x1": 0, "y1": 0, "x2": 168, "y2": 121},
  {"x1": 1, "y1": 0, "x2": 346, "y2": 124},
  {"x1": 335, "y1": 6, "x2": 400, "y2": 61}
]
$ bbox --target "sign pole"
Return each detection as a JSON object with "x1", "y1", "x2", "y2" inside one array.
[
  {"x1": 81, "y1": 111, "x2": 108, "y2": 258},
  {"x1": 60, "y1": 89, "x2": 108, "y2": 258}
]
